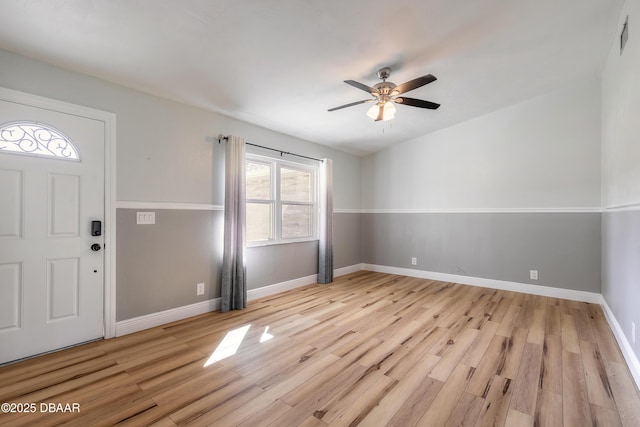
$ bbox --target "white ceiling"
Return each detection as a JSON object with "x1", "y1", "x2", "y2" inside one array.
[{"x1": 0, "y1": 0, "x2": 624, "y2": 155}]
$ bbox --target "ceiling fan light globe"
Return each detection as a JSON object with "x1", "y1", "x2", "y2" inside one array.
[
  {"x1": 382, "y1": 101, "x2": 396, "y2": 120},
  {"x1": 366, "y1": 104, "x2": 381, "y2": 120}
]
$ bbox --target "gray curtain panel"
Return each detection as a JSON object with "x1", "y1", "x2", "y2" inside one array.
[
  {"x1": 318, "y1": 158, "x2": 333, "y2": 284},
  {"x1": 221, "y1": 135, "x2": 247, "y2": 312}
]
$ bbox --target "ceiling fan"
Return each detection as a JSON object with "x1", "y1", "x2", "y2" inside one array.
[{"x1": 328, "y1": 67, "x2": 440, "y2": 121}]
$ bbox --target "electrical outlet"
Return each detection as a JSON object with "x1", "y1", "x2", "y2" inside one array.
[
  {"x1": 530, "y1": 270, "x2": 538, "y2": 280},
  {"x1": 633, "y1": 322, "x2": 636, "y2": 343},
  {"x1": 196, "y1": 282, "x2": 205, "y2": 296},
  {"x1": 411, "y1": 257, "x2": 417, "y2": 265}
]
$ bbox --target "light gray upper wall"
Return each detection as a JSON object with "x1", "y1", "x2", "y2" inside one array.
[
  {"x1": 361, "y1": 78, "x2": 602, "y2": 210},
  {"x1": 601, "y1": 0, "x2": 640, "y2": 362},
  {"x1": 0, "y1": 48, "x2": 361, "y2": 210},
  {"x1": 602, "y1": 0, "x2": 640, "y2": 209}
]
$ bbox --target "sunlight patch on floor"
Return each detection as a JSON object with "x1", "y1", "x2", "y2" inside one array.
[
  {"x1": 260, "y1": 326, "x2": 274, "y2": 343},
  {"x1": 204, "y1": 324, "x2": 251, "y2": 367}
]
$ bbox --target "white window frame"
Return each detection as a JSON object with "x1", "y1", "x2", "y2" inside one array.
[{"x1": 246, "y1": 153, "x2": 318, "y2": 246}]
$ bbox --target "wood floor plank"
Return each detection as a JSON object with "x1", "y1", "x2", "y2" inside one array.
[
  {"x1": 168, "y1": 384, "x2": 264, "y2": 427},
  {"x1": 534, "y1": 389, "x2": 562, "y2": 427},
  {"x1": 486, "y1": 296, "x2": 512, "y2": 323},
  {"x1": 214, "y1": 353, "x2": 340, "y2": 427},
  {"x1": 561, "y1": 314, "x2": 581, "y2": 354},
  {"x1": 355, "y1": 353, "x2": 440, "y2": 426},
  {"x1": 604, "y1": 360, "x2": 640, "y2": 427},
  {"x1": 444, "y1": 391, "x2": 485, "y2": 427},
  {"x1": 326, "y1": 374, "x2": 398, "y2": 427},
  {"x1": 272, "y1": 363, "x2": 368, "y2": 427},
  {"x1": 562, "y1": 350, "x2": 593, "y2": 427},
  {"x1": 461, "y1": 320, "x2": 500, "y2": 367},
  {"x1": 497, "y1": 326, "x2": 529, "y2": 380},
  {"x1": 504, "y1": 409, "x2": 533, "y2": 427},
  {"x1": 591, "y1": 404, "x2": 623, "y2": 427},
  {"x1": 573, "y1": 307, "x2": 596, "y2": 343},
  {"x1": 545, "y1": 304, "x2": 562, "y2": 337},
  {"x1": 579, "y1": 339, "x2": 616, "y2": 410},
  {"x1": 496, "y1": 303, "x2": 522, "y2": 338},
  {"x1": 587, "y1": 304, "x2": 625, "y2": 364},
  {"x1": 415, "y1": 363, "x2": 476, "y2": 427},
  {"x1": 235, "y1": 399, "x2": 292, "y2": 427},
  {"x1": 385, "y1": 377, "x2": 443, "y2": 427},
  {"x1": 429, "y1": 327, "x2": 479, "y2": 382},
  {"x1": 382, "y1": 327, "x2": 449, "y2": 381},
  {"x1": 510, "y1": 341, "x2": 543, "y2": 416},
  {"x1": 473, "y1": 375, "x2": 513, "y2": 427},
  {"x1": 0, "y1": 271, "x2": 638, "y2": 427},
  {"x1": 310, "y1": 365, "x2": 385, "y2": 424},
  {"x1": 540, "y1": 334, "x2": 563, "y2": 395},
  {"x1": 465, "y1": 328, "x2": 527, "y2": 397},
  {"x1": 526, "y1": 308, "x2": 546, "y2": 345}
]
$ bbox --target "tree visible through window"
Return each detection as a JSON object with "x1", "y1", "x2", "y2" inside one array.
[{"x1": 246, "y1": 155, "x2": 317, "y2": 244}]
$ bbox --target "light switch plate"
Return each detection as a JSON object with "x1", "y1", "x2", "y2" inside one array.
[{"x1": 136, "y1": 212, "x2": 156, "y2": 225}]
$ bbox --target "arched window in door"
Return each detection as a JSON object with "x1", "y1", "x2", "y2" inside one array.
[{"x1": 0, "y1": 121, "x2": 80, "y2": 160}]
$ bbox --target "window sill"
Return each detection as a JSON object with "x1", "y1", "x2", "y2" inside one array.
[{"x1": 247, "y1": 238, "x2": 319, "y2": 248}]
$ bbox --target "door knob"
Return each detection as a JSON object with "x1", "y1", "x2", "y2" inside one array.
[{"x1": 91, "y1": 243, "x2": 101, "y2": 252}]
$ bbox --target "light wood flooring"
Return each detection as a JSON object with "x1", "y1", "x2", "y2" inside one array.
[{"x1": 1, "y1": 271, "x2": 639, "y2": 426}]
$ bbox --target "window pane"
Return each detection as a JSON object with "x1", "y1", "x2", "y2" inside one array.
[
  {"x1": 280, "y1": 168, "x2": 311, "y2": 202},
  {"x1": 282, "y1": 204, "x2": 312, "y2": 239},
  {"x1": 247, "y1": 202, "x2": 272, "y2": 242},
  {"x1": 246, "y1": 161, "x2": 271, "y2": 200}
]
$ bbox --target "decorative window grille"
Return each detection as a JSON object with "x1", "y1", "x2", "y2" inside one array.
[{"x1": 0, "y1": 121, "x2": 80, "y2": 160}]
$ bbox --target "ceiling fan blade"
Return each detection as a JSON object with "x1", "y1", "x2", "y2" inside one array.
[
  {"x1": 395, "y1": 97, "x2": 440, "y2": 109},
  {"x1": 393, "y1": 74, "x2": 437, "y2": 95},
  {"x1": 344, "y1": 80, "x2": 379, "y2": 95},
  {"x1": 327, "y1": 99, "x2": 373, "y2": 112}
]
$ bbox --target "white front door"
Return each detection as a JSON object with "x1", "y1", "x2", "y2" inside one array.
[{"x1": 0, "y1": 97, "x2": 105, "y2": 364}]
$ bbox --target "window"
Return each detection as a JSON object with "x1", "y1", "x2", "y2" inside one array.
[
  {"x1": 246, "y1": 154, "x2": 317, "y2": 245},
  {"x1": 0, "y1": 121, "x2": 79, "y2": 160}
]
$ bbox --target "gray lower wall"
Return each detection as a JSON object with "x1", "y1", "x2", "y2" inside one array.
[
  {"x1": 116, "y1": 209, "x2": 224, "y2": 321},
  {"x1": 246, "y1": 213, "x2": 362, "y2": 289},
  {"x1": 362, "y1": 212, "x2": 601, "y2": 293},
  {"x1": 602, "y1": 210, "x2": 640, "y2": 361},
  {"x1": 117, "y1": 209, "x2": 603, "y2": 322},
  {"x1": 333, "y1": 213, "x2": 362, "y2": 269},
  {"x1": 116, "y1": 210, "x2": 362, "y2": 321}
]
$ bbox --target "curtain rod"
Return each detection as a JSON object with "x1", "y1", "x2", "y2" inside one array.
[{"x1": 217, "y1": 134, "x2": 323, "y2": 162}]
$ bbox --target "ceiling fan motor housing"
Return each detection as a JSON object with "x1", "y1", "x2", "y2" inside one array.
[{"x1": 377, "y1": 67, "x2": 392, "y2": 80}]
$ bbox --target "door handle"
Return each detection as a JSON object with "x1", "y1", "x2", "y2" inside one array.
[{"x1": 91, "y1": 243, "x2": 101, "y2": 252}]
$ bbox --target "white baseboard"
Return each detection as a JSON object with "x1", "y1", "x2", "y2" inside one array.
[
  {"x1": 334, "y1": 264, "x2": 365, "y2": 277},
  {"x1": 247, "y1": 274, "x2": 318, "y2": 301},
  {"x1": 362, "y1": 264, "x2": 603, "y2": 304},
  {"x1": 115, "y1": 298, "x2": 221, "y2": 337},
  {"x1": 115, "y1": 264, "x2": 364, "y2": 336},
  {"x1": 601, "y1": 300, "x2": 640, "y2": 391}
]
